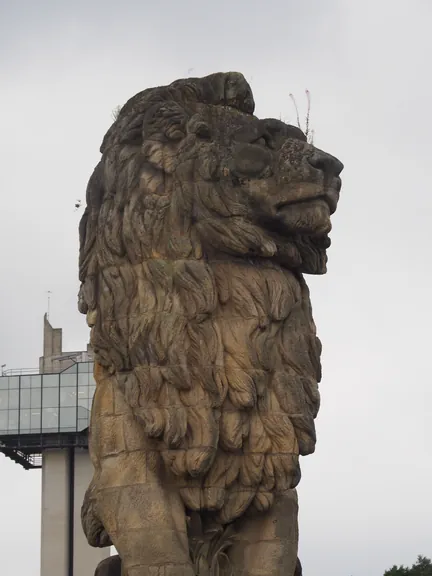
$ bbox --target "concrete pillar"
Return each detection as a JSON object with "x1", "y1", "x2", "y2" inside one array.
[
  {"x1": 41, "y1": 451, "x2": 69, "y2": 576},
  {"x1": 73, "y1": 448, "x2": 110, "y2": 575},
  {"x1": 40, "y1": 449, "x2": 110, "y2": 576}
]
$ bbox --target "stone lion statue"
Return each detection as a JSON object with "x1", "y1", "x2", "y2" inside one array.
[{"x1": 78, "y1": 72, "x2": 343, "y2": 576}]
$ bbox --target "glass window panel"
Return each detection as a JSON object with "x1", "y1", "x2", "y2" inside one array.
[
  {"x1": 31, "y1": 375, "x2": 41, "y2": 388},
  {"x1": 21, "y1": 375, "x2": 31, "y2": 389},
  {"x1": 20, "y1": 409, "x2": 30, "y2": 432},
  {"x1": 78, "y1": 397, "x2": 89, "y2": 410},
  {"x1": 60, "y1": 373, "x2": 77, "y2": 388},
  {"x1": 78, "y1": 385, "x2": 89, "y2": 398},
  {"x1": 42, "y1": 387, "x2": 59, "y2": 408},
  {"x1": 78, "y1": 372, "x2": 89, "y2": 387},
  {"x1": 77, "y1": 418, "x2": 89, "y2": 432},
  {"x1": 60, "y1": 407, "x2": 76, "y2": 429},
  {"x1": 42, "y1": 408, "x2": 59, "y2": 431},
  {"x1": 60, "y1": 387, "x2": 76, "y2": 407},
  {"x1": 43, "y1": 374, "x2": 59, "y2": 388},
  {"x1": 31, "y1": 409, "x2": 41, "y2": 431},
  {"x1": 8, "y1": 376, "x2": 19, "y2": 390},
  {"x1": 77, "y1": 406, "x2": 89, "y2": 419},
  {"x1": 63, "y1": 364, "x2": 77, "y2": 375},
  {"x1": 8, "y1": 409, "x2": 19, "y2": 432},
  {"x1": 0, "y1": 377, "x2": 8, "y2": 390},
  {"x1": 9, "y1": 389, "x2": 19, "y2": 409},
  {"x1": 0, "y1": 410, "x2": 7, "y2": 432},
  {"x1": 89, "y1": 385, "x2": 96, "y2": 399},
  {"x1": 0, "y1": 390, "x2": 8, "y2": 409},
  {"x1": 31, "y1": 387, "x2": 41, "y2": 408},
  {"x1": 20, "y1": 388, "x2": 31, "y2": 409}
]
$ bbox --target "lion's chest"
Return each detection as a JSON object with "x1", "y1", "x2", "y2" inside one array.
[{"x1": 210, "y1": 261, "x2": 318, "y2": 378}]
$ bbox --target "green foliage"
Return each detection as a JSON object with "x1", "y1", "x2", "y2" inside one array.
[{"x1": 384, "y1": 556, "x2": 432, "y2": 576}]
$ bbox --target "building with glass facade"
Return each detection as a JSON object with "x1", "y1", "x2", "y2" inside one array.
[
  {"x1": 0, "y1": 361, "x2": 95, "y2": 469},
  {"x1": 0, "y1": 315, "x2": 109, "y2": 576},
  {"x1": 0, "y1": 362, "x2": 95, "y2": 437}
]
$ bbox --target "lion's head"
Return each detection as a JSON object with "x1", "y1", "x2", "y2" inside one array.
[
  {"x1": 79, "y1": 73, "x2": 342, "y2": 311},
  {"x1": 78, "y1": 73, "x2": 343, "y2": 523}
]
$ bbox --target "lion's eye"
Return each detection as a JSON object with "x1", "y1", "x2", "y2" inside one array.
[
  {"x1": 253, "y1": 135, "x2": 274, "y2": 150},
  {"x1": 251, "y1": 136, "x2": 268, "y2": 147},
  {"x1": 195, "y1": 122, "x2": 211, "y2": 139}
]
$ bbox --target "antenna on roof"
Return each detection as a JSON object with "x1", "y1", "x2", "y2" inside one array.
[{"x1": 47, "y1": 291, "x2": 52, "y2": 320}]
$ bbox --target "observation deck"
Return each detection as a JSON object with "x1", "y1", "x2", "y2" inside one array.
[{"x1": 0, "y1": 361, "x2": 95, "y2": 469}]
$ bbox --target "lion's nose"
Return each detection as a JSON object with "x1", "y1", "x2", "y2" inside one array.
[{"x1": 308, "y1": 151, "x2": 344, "y2": 178}]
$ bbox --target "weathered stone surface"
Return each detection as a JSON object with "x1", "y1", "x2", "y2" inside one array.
[
  {"x1": 95, "y1": 555, "x2": 122, "y2": 576},
  {"x1": 79, "y1": 72, "x2": 343, "y2": 576},
  {"x1": 94, "y1": 552, "x2": 302, "y2": 576}
]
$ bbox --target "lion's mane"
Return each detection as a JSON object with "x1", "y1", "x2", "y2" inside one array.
[{"x1": 79, "y1": 73, "x2": 322, "y2": 524}]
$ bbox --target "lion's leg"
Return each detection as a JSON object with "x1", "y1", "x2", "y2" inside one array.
[
  {"x1": 228, "y1": 489, "x2": 299, "y2": 576},
  {"x1": 89, "y1": 367, "x2": 195, "y2": 575},
  {"x1": 94, "y1": 451, "x2": 195, "y2": 576}
]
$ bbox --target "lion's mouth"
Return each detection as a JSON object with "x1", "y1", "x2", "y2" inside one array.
[
  {"x1": 275, "y1": 193, "x2": 336, "y2": 214},
  {"x1": 274, "y1": 177, "x2": 341, "y2": 215},
  {"x1": 255, "y1": 184, "x2": 339, "y2": 249}
]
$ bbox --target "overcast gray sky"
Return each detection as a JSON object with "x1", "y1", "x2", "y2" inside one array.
[{"x1": 1, "y1": 1, "x2": 432, "y2": 575}]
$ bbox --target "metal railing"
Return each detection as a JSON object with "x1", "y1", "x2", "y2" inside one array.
[
  {"x1": 2, "y1": 351, "x2": 94, "y2": 377},
  {"x1": 2, "y1": 367, "x2": 40, "y2": 376}
]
